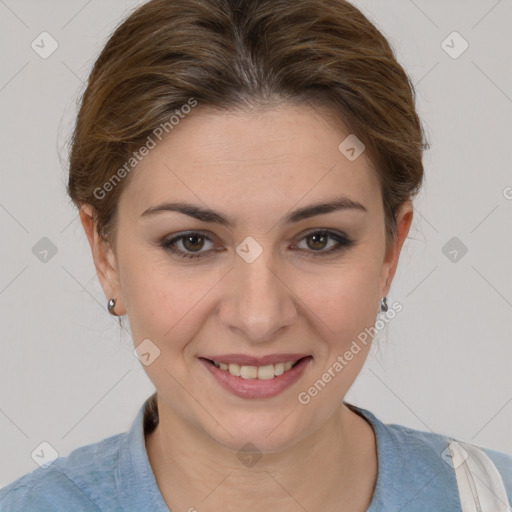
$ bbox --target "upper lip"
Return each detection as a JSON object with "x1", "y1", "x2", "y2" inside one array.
[{"x1": 200, "y1": 353, "x2": 311, "y2": 366}]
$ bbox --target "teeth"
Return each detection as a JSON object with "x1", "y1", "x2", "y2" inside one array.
[
  {"x1": 240, "y1": 365, "x2": 258, "y2": 379},
  {"x1": 211, "y1": 359, "x2": 301, "y2": 379},
  {"x1": 228, "y1": 363, "x2": 241, "y2": 376},
  {"x1": 274, "y1": 363, "x2": 285, "y2": 376},
  {"x1": 257, "y1": 365, "x2": 275, "y2": 380}
]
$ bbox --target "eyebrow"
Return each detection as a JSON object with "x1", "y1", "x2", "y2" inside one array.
[{"x1": 140, "y1": 196, "x2": 367, "y2": 227}]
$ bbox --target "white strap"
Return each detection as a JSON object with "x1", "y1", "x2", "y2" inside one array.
[{"x1": 448, "y1": 440, "x2": 510, "y2": 512}]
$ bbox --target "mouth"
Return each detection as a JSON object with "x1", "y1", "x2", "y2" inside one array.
[
  {"x1": 200, "y1": 356, "x2": 307, "y2": 380},
  {"x1": 198, "y1": 355, "x2": 313, "y2": 399}
]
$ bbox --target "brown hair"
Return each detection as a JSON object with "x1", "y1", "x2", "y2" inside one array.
[{"x1": 67, "y1": 0, "x2": 425, "y2": 249}]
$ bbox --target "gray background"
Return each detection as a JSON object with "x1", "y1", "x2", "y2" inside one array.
[{"x1": 0, "y1": 0, "x2": 511, "y2": 486}]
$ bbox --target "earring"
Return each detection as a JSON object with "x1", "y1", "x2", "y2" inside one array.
[
  {"x1": 380, "y1": 296, "x2": 388, "y2": 313},
  {"x1": 107, "y1": 297, "x2": 118, "y2": 316}
]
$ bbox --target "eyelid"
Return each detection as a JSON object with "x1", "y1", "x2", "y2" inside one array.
[
  {"x1": 161, "y1": 230, "x2": 218, "y2": 257},
  {"x1": 290, "y1": 228, "x2": 353, "y2": 255},
  {"x1": 160, "y1": 228, "x2": 354, "y2": 259},
  {"x1": 297, "y1": 226, "x2": 350, "y2": 241}
]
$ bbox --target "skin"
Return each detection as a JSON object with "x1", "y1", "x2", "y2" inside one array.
[{"x1": 81, "y1": 104, "x2": 413, "y2": 512}]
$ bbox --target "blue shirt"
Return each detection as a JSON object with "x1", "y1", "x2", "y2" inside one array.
[{"x1": 1, "y1": 395, "x2": 511, "y2": 511}]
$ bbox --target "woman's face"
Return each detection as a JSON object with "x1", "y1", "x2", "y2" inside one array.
[{"x1": 85, "y1": 104, "x2": 411, "y2": 452}]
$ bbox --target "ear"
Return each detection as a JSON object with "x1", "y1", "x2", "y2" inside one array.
[
  {"x1": 379, "y1": 200, "x2": 413, "y2": 298},
  {"x1": 79, "y1": 204, "x2": 125, "y2": 316}
]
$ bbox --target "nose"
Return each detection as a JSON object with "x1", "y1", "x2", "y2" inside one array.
[{"x1": 218, "y1": 248, "x2": 298, "y2": 344}]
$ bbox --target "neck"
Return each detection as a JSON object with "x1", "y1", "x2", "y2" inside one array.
[{"x1": 145, "y1": 396, "x2": 377, "y2": 512}]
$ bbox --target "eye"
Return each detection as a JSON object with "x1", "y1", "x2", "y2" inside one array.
[
  {"x1": 160, "y1": 231, "x2": 216, "y2": 259},
  {"x1": 160, "y1": 229, "x2": 354, "y2": 261},
  {"x1": 292, "y1": 229, "x2": 354, "y2": 257}
]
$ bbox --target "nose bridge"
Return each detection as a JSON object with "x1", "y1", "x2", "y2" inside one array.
[{"x1": 220, "y1": 244, "x2": 296, "y2": 342}]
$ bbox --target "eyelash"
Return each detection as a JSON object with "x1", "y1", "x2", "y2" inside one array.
[{"x1": 160, "y1": 230, "x2": 354, "y2": 260}]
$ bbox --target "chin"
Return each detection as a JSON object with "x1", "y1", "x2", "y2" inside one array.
[{"x1": 204, "y1": 409, "x2": 309, "y2": 455}]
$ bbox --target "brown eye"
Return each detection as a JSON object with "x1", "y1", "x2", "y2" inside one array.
[
  {"x1": 294, "y1": 230, "x2": 354, "y2": 257},
  {"x1": 182, "y1": 234, "x2": 205, "y2": 252},
  {"x1": 161, "y1": 229, "x2": 354, "y2": 261},
  {"x1": 306, "y1": 232, "x2": 329, "y2": 251},
  {"x1": 161, "y1": 231, "x2": 215, "y2": 259}
]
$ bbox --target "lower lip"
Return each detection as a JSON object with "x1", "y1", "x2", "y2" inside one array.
[{"x1": 199, "y1": 356, "x2": 312, "y2": 399}]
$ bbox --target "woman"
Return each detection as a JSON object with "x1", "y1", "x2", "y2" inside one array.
[{"x1": 1, "y1": 0, "x2": 510, "y2": 510}]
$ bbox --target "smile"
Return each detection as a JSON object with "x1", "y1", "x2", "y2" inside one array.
[
  {"x1": 207, "y1": 359, "x2": 301, "y2": 380},
  {"x1": 199, "y1": 356, "x2": 313, "y2": 399}
]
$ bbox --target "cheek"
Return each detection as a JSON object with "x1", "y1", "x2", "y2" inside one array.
[
  {"x1": 299, "y1": 257, "x2": 381, "y2": 337},
  {"x1": 117, "y1": 243, "x2": 175, "y2": 340},
  {"x1": 121, "y1": 232, "x2": 382, "y2": 353},
  {"x1": 119, "y1": 246, "x2": 217, "y2": 348},
  {"x1": 293, "y1": 265, "x2": 382, "y2": 399}
]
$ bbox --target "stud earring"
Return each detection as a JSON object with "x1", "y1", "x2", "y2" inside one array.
[
  {"x1": 380, "y1": 296, "x2": 388, "y2": 313},
  {"x1": 107, "y1": 297, "x2": 118, "y2": 316}
]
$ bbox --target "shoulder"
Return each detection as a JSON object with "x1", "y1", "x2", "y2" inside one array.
[
  {"x1": 386, "y1": 419, "x2": 512, "y2": 484},
  {"x1": 392, "y1": 422, "x2": 512, "y2": 509},
  {"x1": 387, "y1": 418, "x2": 512, "y2": 511},
  {"x1": 347, "y1": 403, "x2": 512, "y2": 510},
  {"x1": 378, "y1": 419, "x2": 465, "y2": 508},
  {"x1": 0, "y1": 432, "x2": 126, "y2": 512}
]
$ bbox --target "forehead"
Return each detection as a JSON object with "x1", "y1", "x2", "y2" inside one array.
[{"x1": 119, "y1": 104, "x2": 381, "y2": 221}]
